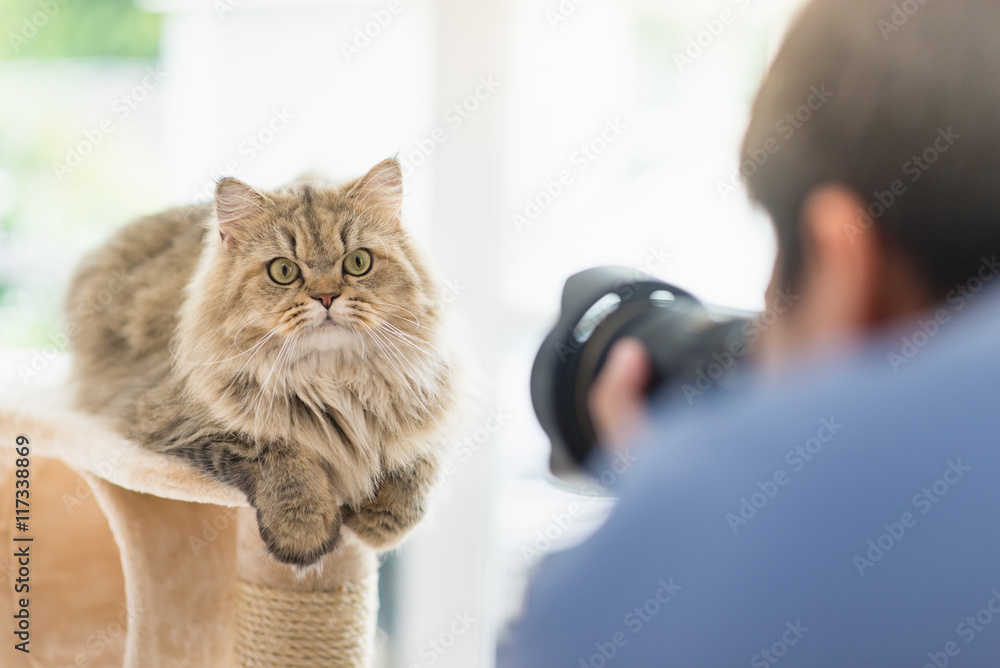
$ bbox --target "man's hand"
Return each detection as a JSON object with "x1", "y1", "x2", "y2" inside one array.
[{"x1": 587, "y1": 338, "x2": 652, "y2": 451}]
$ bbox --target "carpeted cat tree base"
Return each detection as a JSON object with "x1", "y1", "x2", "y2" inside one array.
[{"x1": 0, "y1": 402, "x2": 378, "y2": 668}]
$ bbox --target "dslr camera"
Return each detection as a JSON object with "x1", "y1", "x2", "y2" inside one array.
[{"x1": 531, "y1": 266, "x2": 754, "y2": 476}]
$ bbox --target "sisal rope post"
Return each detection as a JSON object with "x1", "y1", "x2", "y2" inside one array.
[
  {"x1": 235, "y1": 507, "x2": 380, "y2": 668},
  {"x1": 236, "y1": 576, "x2": 378, "y2": 667}
]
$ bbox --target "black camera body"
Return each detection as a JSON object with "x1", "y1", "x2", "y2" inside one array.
[{"x1": 531, "y1": 267, "x2": 751, "y2": 475}]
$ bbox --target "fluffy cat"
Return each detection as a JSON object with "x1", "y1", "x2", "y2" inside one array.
[{"x1": 66, "y1": 159, "x2": 459, "y2": 566}]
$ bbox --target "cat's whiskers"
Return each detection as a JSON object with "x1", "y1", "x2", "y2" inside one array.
[
  {"x1": 219, "y1": 327, "x2": 282, "y2": 397},
  {"x1": 354, "y1": 327, "x2": 413, "y2": 410},
  {"x1": 365, "y1": 312, "x2": 441, "y2": 356},
  {"x1": 249, "y1": 334, "x2": 295, "y2": 439},
  {"x1": 350, "y1": 302, "x2": 441, "y2": 360},
  {"x1": 367, "y1": 311, "x2": 430, "y2": 343},
  {"x1": 174, "y1": 322, "x2": 283, "y2": 368},
  {"x1": 344, "y1": 304, "x2": 438, "y2": 369},
  {"x1": 366, "y1": 327, "x2": 431, "y2": 416},
  {"x1": 365, "y1": 299, "x2": 435, "y2": 331},
  {"x1": 371, "y1": 322, "x2": 436, "y2": 359},
  {"x1": 368, "y1": 324, "x2": 415, "y2": 371},
  {"x1": 348, "y1": 322, "x2": 369, "y2": 364},
  {"x1": 231, "y1": 310, "x2": 287, "y2": 347},
  {"x1": 364, "y1": 327, "x2": 410, "y2": 386},
  {"x1": 265, "y1": 336, "x2": 299, "y2": 430},
  {"x1": 370, "y1": 327, "x2": 438, "y2": 409},
  {"x1": 248, "y1": 334, "x2": 299, "y2": 498}
]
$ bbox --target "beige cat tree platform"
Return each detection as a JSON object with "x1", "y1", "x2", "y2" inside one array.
[{"x1": 0, "y1": 399, "x2": 379, "y2": 668}]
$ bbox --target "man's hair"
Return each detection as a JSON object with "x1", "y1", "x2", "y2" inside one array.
[{"x1": 743, "y1": 0, "x2": 1000, "y2": 295}]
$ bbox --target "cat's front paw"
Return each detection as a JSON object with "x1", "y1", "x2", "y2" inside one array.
[
  {"x1": 254, "y1": 495, "x2": 343, "y2": 567},
  {"x1": 342, "y1": 458, "x2": 434, "y2": 551},
  {"x1": 342, "y1": 503, "x2": 418, "y2": 551}
]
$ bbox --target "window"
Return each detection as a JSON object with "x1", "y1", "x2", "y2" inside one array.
[{"x1": 0, "y1": 0, "x2": 809, "y2": 665}]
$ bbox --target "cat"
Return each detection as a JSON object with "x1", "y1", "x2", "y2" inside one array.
[{"x1": 66, "y1": 159, "x2": 460, "y2": 566}]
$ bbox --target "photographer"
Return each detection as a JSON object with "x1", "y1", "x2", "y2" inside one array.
[{"x1": 501, "y1": 0, "x2": 1000, "y2": 665}]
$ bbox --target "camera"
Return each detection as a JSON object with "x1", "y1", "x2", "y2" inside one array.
[{"x1": 531, "y1": 266, "x2": 752, "y2": 476}]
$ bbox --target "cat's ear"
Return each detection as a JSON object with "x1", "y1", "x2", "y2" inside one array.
[
  {"x1": 215, "y1": 177, "x2": 268, "y2": 249},
  {"x1": 347, "y1": 159, "x2": 403, "y2": 225}
]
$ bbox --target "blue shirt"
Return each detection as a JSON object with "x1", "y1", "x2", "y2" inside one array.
[{"x1": 500, "y1": 285, "x2": 1000, "y2": 667}]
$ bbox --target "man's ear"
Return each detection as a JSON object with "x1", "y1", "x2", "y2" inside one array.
[
  {"x1": 215, "y1": 178, "x2": 268, "y2": 249},
  {"x1": 796, "y1": 183, "x2": 935, "y2": 327},
  {"x1": 758, "y1": 184, "x2": 934, "y2": 369},
  {"x1": 797, "y1": 184, "x2": 884, "y2": 330},
  {"x1": 756, "y1": 185, "x2": 882, "y2": 369},
  {"x1": 346, "y1": 159, "x2": 403, "y2": 226}
]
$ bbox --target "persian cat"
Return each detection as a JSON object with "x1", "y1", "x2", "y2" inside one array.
[{"x1": 66, "y1": 159, "x2": 459, "y2": 566}]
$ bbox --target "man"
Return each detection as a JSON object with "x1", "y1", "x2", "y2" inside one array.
[{"x1": 500, "y1": 0, "x2": 1000, "y2": 665}]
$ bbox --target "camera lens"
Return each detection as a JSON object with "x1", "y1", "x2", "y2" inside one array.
[{"x1": 531, "y1": 267, "x2": 750, "y2": 476}]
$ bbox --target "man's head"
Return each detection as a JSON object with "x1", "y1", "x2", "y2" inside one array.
[
  {"x1": 745, "y1": 0, "x2": 1000, "y2": 362},
  {"x1": 591, "y1": 0, "x2": 1000, "y2": 444}
]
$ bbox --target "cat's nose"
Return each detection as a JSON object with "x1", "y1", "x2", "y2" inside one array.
[{"x1": 312, "y1": 292, "x2": 339, "y2": 308}]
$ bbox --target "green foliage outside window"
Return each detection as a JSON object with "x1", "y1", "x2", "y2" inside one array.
[{"x1": 0, "y1": 0, "x2": 160, "y2": 60}]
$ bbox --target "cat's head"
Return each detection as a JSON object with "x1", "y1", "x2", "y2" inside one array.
[{"x1": 183, "y1": 159, "x2": 440, "y2": 364}]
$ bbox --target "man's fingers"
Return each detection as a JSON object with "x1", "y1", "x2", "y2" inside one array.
[{"x1": 588, "y1": 338, "x2": 652, "y2": 449}]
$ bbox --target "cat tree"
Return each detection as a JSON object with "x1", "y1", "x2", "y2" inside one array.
[{"x1": 0, "y1": 399, "x2": 379, "y2": 668}]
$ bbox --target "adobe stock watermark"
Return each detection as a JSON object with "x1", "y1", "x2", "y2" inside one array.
[
  {"x1": 717, "y1": 84, "x2": 834, "y2": 202},
  {"x1": 189, "y1": 506, "x2": 240, "y2": 556},
  {"x1": 725, "y1": 417, "x2": 844, "y2": 535},
  {"x1": 578, "y1": 578, "x2": 682, "y2": 668},
  {"x1": 51, "y1": 66, "x2": 168, "y2": 182},
  {"x1": 521, "y1": 449, "x2": 638, "y2": 565},
  {"x1": 511, "y1": 116, "x2": 629, "y2": 234},
  {"x1": 404, "y1": 610, "x2": 476, "y2": 668},
  {"x1": 340, "y1": 0, "x2": 414, "y2": 63},
  {"x1": 212, "y1": 0, "x2": 244, "y2": 19},
  {"x1": 878, "y1": 0, "x2": 932, "y2": 41},
  {"x1": 7, "y1": 0, "x2": 72, "y2": 55},
  {"x1": 886, "y1": 255, "x2": 1000, "y2": 372},
  {"x1": 843, "y1": 126, "x2": 961, "y2": 243},
  {"x1": 673, "y1": 0, "x2": 755, "y2": 73},
  {"x1": 438, "y1": 276, "x2": 468, "y2": 306},
  {"x1": 852, "y1": 459, "x2": 970, "y2": 577},
  {"x1": 398, "y1": 75, "x2": 501, "y2": 178},
  {"x1": 921, "y1": 586, "x2": 1000, "y2": 668},
  {"x1": 192, "y1": 107, "x2": 295, "y2": 202},
  {"x1": 63, "y1": 602, "x2": 136, "y2": 668},
  {"x1": 750, "y1": 620, "x2": 810, "y2": 668},
  {"x1": 544, "y1": 0, "x2": 592, "y2": 31},
  {"x1": 679, "y1": 287, "x2": 800, "y2": 405},
  {"x1": 61, "y1": 451, "x2": 126, "y2": 513}
]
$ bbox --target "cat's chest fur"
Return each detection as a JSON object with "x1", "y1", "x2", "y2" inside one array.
[{"x1": 192, "y1": 347, "x2": 440, "y2": 502}]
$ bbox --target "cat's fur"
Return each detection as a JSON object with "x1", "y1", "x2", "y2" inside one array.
[{"x1": 66, "y1": 159, "x2": 459, "y2": 566}]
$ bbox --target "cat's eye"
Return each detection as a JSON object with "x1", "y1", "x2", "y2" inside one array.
[
  {"x1": 343, "y1": 249, "x2": 373, "y2": 277},
  {"x1": 267, "y1": 258, "x2": 300, "y2": 285}
]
